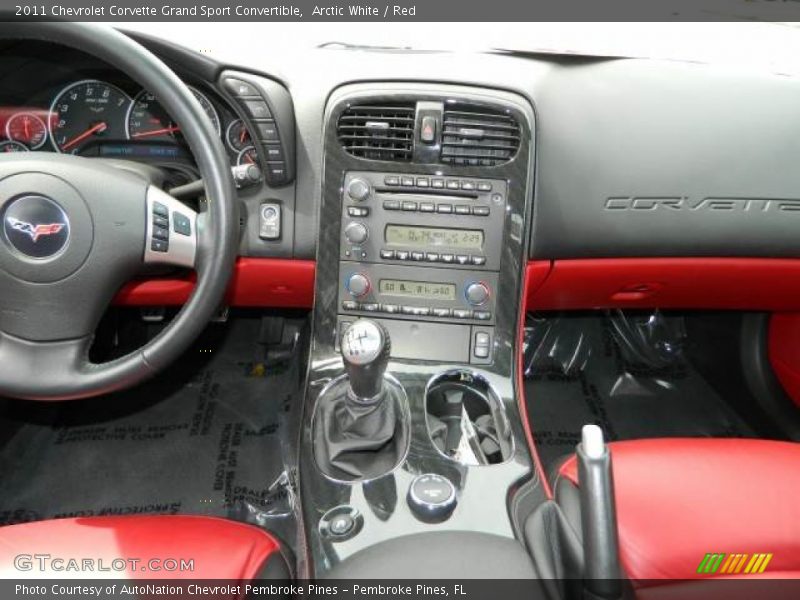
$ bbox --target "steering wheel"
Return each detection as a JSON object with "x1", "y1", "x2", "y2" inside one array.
[{"x1": 0, "y1": 23, "x2": 238, "y2": 400}]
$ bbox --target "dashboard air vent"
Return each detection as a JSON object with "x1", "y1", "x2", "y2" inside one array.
[
  {"x1": 337, "y1": 103, "x2": 415, "y2": 161},
  {"x1": 441, "y1": 104, "x2": 521, "y2": 166}
]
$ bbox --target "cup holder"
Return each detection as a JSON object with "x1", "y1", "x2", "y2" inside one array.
[{"x1": 425, "y1": 371, "x2": 512, "y2": 465}]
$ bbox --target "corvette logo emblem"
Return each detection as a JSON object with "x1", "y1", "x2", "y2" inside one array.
[{"x1": 5, "y1": 217, "x2": 66, "y2": 242}]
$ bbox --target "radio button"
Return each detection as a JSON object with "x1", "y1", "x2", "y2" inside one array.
[
  {"x1": 425, "y1": 253, "x2": 440, "y2": 262},
  {"x1": 431, "y1": 179, "x2": 445, "y2": 189},
  {"x1": 474, "y1": 310, "x2": 492, "y2": 320},
  {"x1": 347, "y1": 206, "x2": 370, "y2": 217},
  {"x1": 346, "y1": 273, "x2": 371, "y2": 298},
  {"x1": 342, "y1": 301, "x2": 360, "y2": 311},
  {"x1": 383, "y1": 304, "x2": 401, "y2": 314},
  {"x1": 419, "y1": 202, "x2": 435, "y2": 213},
  {"x1": 477, "y1": 182, "x2": 492, "y2": 192},
  {"x1": 380, "y1": 249, "x2": 396, "y2": 259},
  {"x1": 437, "y1": 204, "x2": 453, "y2": 214},
  {"x1": 432, "y1": 308, "x2": 451, "y2": 318},
  {"x1": 383, "y1": 199, "x2": 401, "y2": 210},
  {"x1": 461, "y1": 181, "x2": 476, "y2": 191},
  {"x1": 446, "y1": 180, "x2": 460, "y2": 190},
  {"x1": 402, "y1": 201, "x2": 418, "y2": 211},
  {"x1": 456, "y1": 255, "x2": 471, "y2": 265},
  {"x1": 471, "y1": 256, "x2": 487, "y2": 266},
  {"x1": 440, "y1": 254, "x2": 455, "y2": 263},
  {"x1": 396, "y1": 251, "x2": 410, "y2": 260},
  {"x1": 361, "y1": 303, "x2": 380, "y2": 312},
  {"x1": 466, "y1": 282, "x2": 490, "y2": 305},
  {"x1": 472, "y1": 206, "x2": 490, "y2": 216},
  {"x1": 455, "y1": 205, "x2": 471, "y2": 215},
  {"x1": 402, "y1": 306, "x2": 430, "y2": 316},
  {"x1": 385, "y1": 175, "x2": 400, "y2": 186},
  {"x1": 416, "y1": 177, "x2": 430, "y2": 187},
  {"x1": 347, "y1": 179, "x2": 371, "y2": 202},
  {"x1": 344, "y1": 222, "x2": 369, "y2": 244},
  {"x1": 401, "y1": 176, "x2": 415, "y2": 187},
  {"x1": 411, "y1": 252, "x2": 425, "y2": 261},
  {"x1": 453, "y1": 309, "x2": 473, "y2": 319}
]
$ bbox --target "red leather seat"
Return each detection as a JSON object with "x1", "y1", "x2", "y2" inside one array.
[
  {"x1": 556, "y1": 438, "x2": 800, "y2": 586},
  {"x1": 0, "y1": 515, "x2": 290, "y2": 579}
]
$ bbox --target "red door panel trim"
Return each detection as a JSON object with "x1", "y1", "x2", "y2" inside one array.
[
  {"x1": 114, "y1": 258, "x2": 316, "y2": 308},
  {"x1": 527, "y1": 258, "x2": 800, "y2": 311}
]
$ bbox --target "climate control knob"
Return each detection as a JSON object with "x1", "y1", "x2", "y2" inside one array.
[
  {"x1": 347, "y1": 178, "x2": 371, "y2": 202},
  {"x1": 344, "y1": 222, "x2": 369, "y2": 245},
  {"x1": 347, "y1": 273, "x2": 371, "y2": 298},
  {"x1": 465, "y1": 282, "x2": 490, "y2": 306}
]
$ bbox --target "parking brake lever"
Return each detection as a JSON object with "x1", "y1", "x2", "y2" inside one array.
[{"x1": 577, "y1": 425, "x2": 622, "y2": 600}]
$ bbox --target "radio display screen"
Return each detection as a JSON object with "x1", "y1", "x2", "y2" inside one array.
[
  {"x1": 385, "y1": 225, "x2": 484, "y2": 250},
  {"x1": 379, "y1": 279, "x2": 457, "y2": 301}
]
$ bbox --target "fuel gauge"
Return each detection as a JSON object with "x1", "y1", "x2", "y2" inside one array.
[
  {"x1": 237, "y1": 145, "x2": 259, "y2": 166},
  {"x1": 226, "y1": 119, "x2": 252, "y2": 152},
  {"x1": 6, "y1": 112, "x2": 47, "y2": 149}
]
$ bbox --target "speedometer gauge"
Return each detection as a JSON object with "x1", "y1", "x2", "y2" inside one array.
[
  {"x1": 49, "y1": 80, "x2": 130, "y2": 154},
  {"x1": 126, "y1": 86, "x2": 221, "y2": 141}
]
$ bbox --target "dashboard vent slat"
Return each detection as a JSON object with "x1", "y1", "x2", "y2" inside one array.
[
  {"x1": 337, "y1": 102, "x2": 415, "y2": 161},
  {"x1": 441, "y1": 104, "x2": 521, "y2": 166}
]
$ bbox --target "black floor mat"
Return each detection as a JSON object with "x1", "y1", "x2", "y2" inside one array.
[
  {"x1": 523, "y1": 313, "x2": 760, "y2": 472},
  {"x1": 0, "y1": 317, "x2": 300, "y2": 546}
]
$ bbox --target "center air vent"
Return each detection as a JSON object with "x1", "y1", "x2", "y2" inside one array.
[
  {"x1": 337, "y1": 103, "x2": 415, "y2": 161},
  {"x1": 441, "y1": 104, "x2": 521, "y2": 166}
]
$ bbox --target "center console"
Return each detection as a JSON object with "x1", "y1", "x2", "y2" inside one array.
[{"x1": 300, "y1": 82, "x2": 536, "y2": 577}]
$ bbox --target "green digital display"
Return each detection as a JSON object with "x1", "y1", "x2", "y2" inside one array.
[
  {"x1": 385, "y1": 225, "x2": 484, "y2": 250},
  {"x1": 379, "y1": 279, "x2": 457, "y2": 301}
]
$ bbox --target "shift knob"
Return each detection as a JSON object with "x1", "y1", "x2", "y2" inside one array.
[{"x1": 340, "y1": 319, "x2": 391, "y2": 403}]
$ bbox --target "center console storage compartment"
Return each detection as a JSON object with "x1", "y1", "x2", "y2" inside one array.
[{"x1": 325, "y1": 531, "x2": 538, "y2": 579}]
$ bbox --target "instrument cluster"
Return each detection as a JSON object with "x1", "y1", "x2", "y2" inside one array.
[{"x1": 0, "y1": 78, "x2": 257, "y2": 167}]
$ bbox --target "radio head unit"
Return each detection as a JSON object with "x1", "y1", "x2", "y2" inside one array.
[{"x1": 340, "y1": 171, "x2": 507, "y2": 270}]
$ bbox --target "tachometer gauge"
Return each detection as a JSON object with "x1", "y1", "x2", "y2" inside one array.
[
  {"x1": 226, "y1": 119, "x2": 251, "y2": 152},
  {"x1": 49, "y1": 80, "x2": 130, "y2": 154},
  {"x1": 126, "y1": 86, "x2": 221, "y2": 142},
  {"x1": 6, "y1": 112, "x2": 47, "y2": 149},
  {"x1": 237, "y1": 145, "x2": 259, "y2": 167},
  {"x1": 0, "y1": 140, "x2": 29, "y2": 153}
]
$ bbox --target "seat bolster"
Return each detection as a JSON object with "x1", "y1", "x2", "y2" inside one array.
[
  {"x1": 555, "y1": 438, "x2": 800, "y2": 583},
  {"x1": 0, "y1": 515, "x2": 289, "y2": 579}
]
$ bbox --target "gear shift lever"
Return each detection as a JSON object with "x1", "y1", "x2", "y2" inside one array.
[
  {"x1": 341, "y1": 319, "x2": 391, "y2": 403},
  {"x1": 312, "y1": 318, "x2": 408, "y2": 480}
]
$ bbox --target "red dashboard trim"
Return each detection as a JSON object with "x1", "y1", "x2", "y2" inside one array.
[
  {"x1": 526, "y1": 258, "x2": 800, "y2": 311},
  {"x1": 114, "y1": 257, "x2": 316, "y2": 308}
]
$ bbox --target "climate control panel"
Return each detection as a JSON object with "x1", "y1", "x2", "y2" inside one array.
[{"x1": 338, "y1": 262, "x2": 499, "y2": 325}]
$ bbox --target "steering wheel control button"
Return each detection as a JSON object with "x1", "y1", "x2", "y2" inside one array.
[
  {"x1": 152, "y1": 227, "x2": 169, "y2": 241},
  {"x1": 153, "y1": 201, "x2": 168, "y2": 218},
  {"x1": 319, "y1": 506, "x2": 362, "y2": 542},
  {"x1": 173, "y1": 213, "x2": 191, "y2": 237},
  {"x1": 151, "y1": 239, "x2": 169, "y2": 253},
  {"x1": 408, "y1": 474, "x2": 457, "y2": 522},
  {"x1": 253, "y1": 121, "x2": 279, "y2": 141},
  {"x1": 3, "y1": 195, "x2": 70, "y2": 259},
  {"x1": 346, "y1": 273, "x2": 371, "y2": 298}
]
